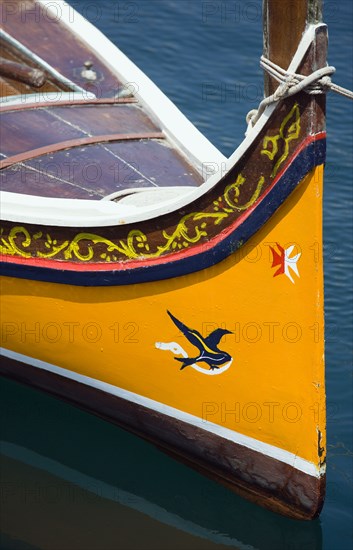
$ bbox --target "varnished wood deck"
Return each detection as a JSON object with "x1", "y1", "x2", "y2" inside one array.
[{"x1": 0, "y1": 0, "x2": 204, "y2": 199}]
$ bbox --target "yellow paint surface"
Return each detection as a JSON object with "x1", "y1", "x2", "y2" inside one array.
[{"x1": 0, "y1": 166, "x2": 326, "y2": 468}]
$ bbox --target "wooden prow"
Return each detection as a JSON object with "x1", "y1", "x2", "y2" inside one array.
[{"x1": 263, "y1": 0, "x2": 323, "y2": 96}]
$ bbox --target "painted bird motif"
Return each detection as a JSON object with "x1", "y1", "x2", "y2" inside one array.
[{"x1": 167, "y1": 310, "x2": 233, "y2": 370}]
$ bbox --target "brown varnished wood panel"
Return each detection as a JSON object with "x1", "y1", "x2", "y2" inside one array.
[
  {"x1": 0, "y1": 132, "x2": 165, "y2": 170},
  {"x1": 44, "y1": 104, "x2": 161, "y2": 136},
  {"x1": 0, "y1": 104, "x2": 162, "y2": 159},
  {"x1": 0, "y1": 99, "x2": 202, "y2": 197},
  {"x1": 0, "y1": 109, "x2": 86, "y2": 156},
  {"x1": 1, "y1": 139, "x2": 202, "y2": 198},
  {"x1": 0, "y1": 163, "x2": 103, "y2": 199},
  {"x1": 0, "y1": 143, "x2": 146, "y2": 198},
  {"x1": 0, "y1": 1, "x2": 203, "y2": 191},
  {"x1": 105, "y1": 140, "x2": 204, "y2": 188},
  {"x1": 0, "y1": 0, "x2": 124, "y2": 97}
]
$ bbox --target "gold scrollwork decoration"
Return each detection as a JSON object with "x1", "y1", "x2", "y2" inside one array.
[
  {"x1": 0, "y1": 171, "x2": 264, "y2": 263},
  {"x1": 1, "y1": 105, "x2": 302, "y2": 264},
  {"x1": 224, "y1": 174, "x2": 265, "y2": 211},
  {"x1": 1, "y1": 226, "x2": 34, "y2": 258},
  {"x1": 261, "y1": 103, "x2": 301, "y2": 177}
]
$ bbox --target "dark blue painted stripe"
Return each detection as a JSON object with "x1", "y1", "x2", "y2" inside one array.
[{"x1": 0, "y1": 139, "x2": 326, "y2": 287}]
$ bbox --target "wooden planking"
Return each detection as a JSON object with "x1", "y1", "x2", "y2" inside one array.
[
  {"x1": 0, "y1": 104, "x2": 162, "y2": 157},
  {"x1": 0, "y1": 0, "x2": 124, "y2": 96},
  {"x1": 105, "y1": 140, "x2": 204, "y2": 188},
  {"x1": 44, "y1": 104, "x2": 161, "y2": 136},
  {"x1": 0, "y1": 142, "x2": 148, "y2": 198},
  {"x1": 0, "y1": 133, "x2": 166, "y2": 170},
  {"x1": 0, "y1": 0, "x2": 204, "y2": 199},
  {"x1": 0, "y1": 109, "x2": 86, "y2": 156},
  {"x1": 0, "y1": 163, "x2": 103, "y2": 199},
  {"x1": 1, "y1": 139, "x2": 203, "y2": 199}
]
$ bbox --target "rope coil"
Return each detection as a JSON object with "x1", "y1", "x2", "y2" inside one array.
[{"x1": 247, "y1": 57, "x2": 353, "y2": 132}]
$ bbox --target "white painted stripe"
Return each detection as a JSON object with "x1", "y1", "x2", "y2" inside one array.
[
  {"x1": 1, "y1": 347, "x2": 325, "y2": 478},
  {"x1": 1, "y1": 441, "x2": 255, "y2": 549}
]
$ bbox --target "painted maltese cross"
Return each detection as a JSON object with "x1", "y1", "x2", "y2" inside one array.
[{"x1": 269, "y1": 243, "x2": 301, "y2": 284}]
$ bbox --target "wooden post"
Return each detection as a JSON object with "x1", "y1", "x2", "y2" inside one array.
[{"x1": 263, "y1": 0, "x2": 323, "y2": 96}]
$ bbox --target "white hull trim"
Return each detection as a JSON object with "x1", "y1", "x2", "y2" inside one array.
[{"x1": 1, "y1": 346, "x2": 325, "y2": 479}]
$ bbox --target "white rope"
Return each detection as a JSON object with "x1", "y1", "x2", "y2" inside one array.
[
  {"x1": 247, "y1": 57, "x2": 353, "y2": 131},
  {"x1": 329, "y1": 81, "x2": 353, "y2": 100}
]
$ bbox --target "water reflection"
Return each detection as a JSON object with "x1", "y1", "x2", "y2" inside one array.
[{"x1": 0, "y1": 377, "x2": 322, "y2": 550}]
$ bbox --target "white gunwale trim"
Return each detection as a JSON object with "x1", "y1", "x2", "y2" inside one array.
[
  {"x1": 1, "y1": 347, "x2": 325, "y2": 479},
  {"x1": 0, "y1": 189, "x2": 195, "y2": 226},
  {"x1": 0, "y1": 16, "x2": 326, "y2": 227}
]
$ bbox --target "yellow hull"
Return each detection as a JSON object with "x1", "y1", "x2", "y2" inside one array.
[
  {"x1": 0, "y1": 0, "x2": 331, "y2": 522},
  {"x1": 1, "y1": 166, "x2": 325, "y2": 472}
]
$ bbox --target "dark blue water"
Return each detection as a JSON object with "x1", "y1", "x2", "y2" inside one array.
[{"x1": 1, "y1": 1, "x2": 352, "y2": 549}]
